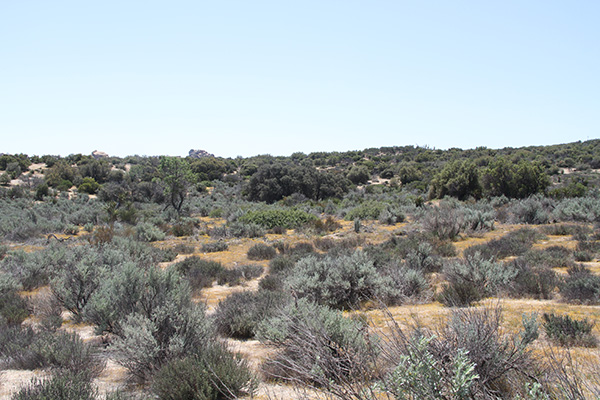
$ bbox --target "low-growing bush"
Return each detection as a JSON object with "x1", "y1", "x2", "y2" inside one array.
[
  {"x1": 522, "y1": 246, "x2": 574, "y2": 269},
  {"x1": 543, "y1": 312, "x2": 597, "y2": 347},
  {"x1": 0, "y1": 328, "x2": 101, "y2": 373},
  {"x1": 239, "y1": 208, "x2": 317, "y2": 229},
  {"x1": 381, "y1": 306, "x2": 542, "y2": 399},
  {"x1": 286, "y1": 250, "x2": 394, "y2": 309},
  {"x1": 201, "y1": 241, "x2": 228, "y2": 253},
  {"x1": 216, "y1": 264, "x2": 263, "y2": 286},
  {"x1": 11, "y1": 370, "x2": 98, "y2": 400},
  {"x1": 268, "y1": 255, "x2": 297, "y2": 275},
  {"x1": 0, "y1": 275, "x2": 29, "y2": 326},
  {"x1": 344, "y1": 201, "x2": 386, "y2": 221},
  {"x1": 247, "y1": 243, "x2": 277, "y2": 260},
  {"x1": 507, "y1": 258, "x2": 558, "y2": 300},
  {"x1": 463, "y1": 228, "x2": 542, "y2": 260},
  {"x1": 307, "y1": 216, "x2": 342, "y2": 233},
  {"x1": 151, "y1": 344, "x2": 255, "y2": 400},
  {"x1": 174, "y1": 256, "x2": 225, "y2": 290},
  {"x1": 63, "y1": 224, "x2": 79, "y2": 235},
  {"x1": 136, "y1": 222, "x2": 166, "y2": 242},
  {"x1": 574, "y1": 250, "x2": 593, "y2": 262},
  {"x1": 378, "y1": 206, "x2": 406, "y2": 225},
  {"x1": 440, "y1": 252, "x2": 515, "y2": 307},
  {"x1": 257, "y1": 299, "x2": 372, "y2": 386},
  {"x1": 1, "y1": 250, "x2": 49, "y2": 290},
  {"x1": 540, "y1": 223, "x2": 588, "y2": 236},
  {"x1": 404, "y1": 242, "x2": 441, "y2": 273},
  {"x1": 170, "y1": 218, "x2": 197, "y2": 237},
  {"x1": 214, "y1": 291, "x2": 287, "y2": 339},
  {"x1": 173, "y1": 242, "x2": 195, "y2": 255},
  {"x1": 560, "y1": 265, "x2": 600, "y2": 304},
  {"x1": 507, "y1": 195, "x2": 554, "y2": 224},
  {"x1": 209, "y1": 221, "x2": 265, "y2": 238}
]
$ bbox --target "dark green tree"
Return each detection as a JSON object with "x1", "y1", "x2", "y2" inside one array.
[
  {"x1": 429, "y1": 160, "x2": 481, "y2": 200},
  {"x1": 158, "y1": 156, "x2": 192, "y2": 214}
]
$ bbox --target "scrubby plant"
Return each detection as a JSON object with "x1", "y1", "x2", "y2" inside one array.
[
  {"x1": 543, "y1": 313, "x2": 596, "y2": 348},
  {"x1": 170, "y1": 217, "x2": 197, "y2": 237},
  {"x1": 110, "y1": 269, "x2": 212, "y2": 380},
  {"x1": 384, "y1": 263, "x2": 431, "y2": 304},
  {"x1": 574, "y1": 250, "x2": 593, "y2": 262},
  {"x1": 11, "y1": 370, "x2": 98, "y2": 400},
  {"x1": 440, "y1": 252, "x2": 515, "y2": 307},
  {"x1": 201, "y1": 241, "x2": 228, "y2": 253},
  {"x1": 521, "y1": 246, "x2": 574, "y2": 269},
  {"x1": 173, "y1": 256, "x2": 225, "y2": 290},
  {"x1": 560, "y1": 264, "x2": 600, "y2": 304},
  {"x1": 257, "y1": 299, "x2": 372, "y2": 386},
  {"x1": 247, "y1": 243, "x2": 277, "y2": 260},
  {"x1": 0, "y1": 327, "x2": 101, "y2": 373},
  {"x1": 209, "y1": 221, "x2": 265, "y2": 238},
  {"x1": 344, "y1": 201, "x2": 386, "y2": 221},
  {"x1": 463, "y1": 228, "x2": 541, "y2": 260},
  {"x1": 404, "y1": 242, "x2": 441, "y2": 273},
  {"x1": 136, "y1": 222, "x2": 166, "y2": 242},
  {"x1": 507, "y1": 258, "x2": 558, "y2": 300},
  {"x1": 239, "y1": 208, "x2": 318, "y2": 229},
  {"x1": 507, "y1": 195, "x2": 554, "y2": 224},
  {"x1": 285, "y1": 250, "x2": 393, "y2": 309},
  {"x1": 0, "y1": 275, "x2": 29, "y2": 326},
  {"x1": 50, "y1": 254, "x2": 103, "y2": 321},
  {"x1": 1, "y1": 250, "x2": 49, "y2": 290},
  {"x1": 152, "y1": 345, "x2": 255, "y2": 400},
  {"x1": 213, "y1": 291, "x2": 287, "y2": 339},
  {"x1": 420, "y1": 204, "x2": 463, "y2": 240},
  {"x1": 173, "y1": 242, "x2": 195, "y2": 254},
  {"x1": 382, "y1": 306, "x2": 542, "y2": 400},
  {"x1": 385, "y1": 335, "x2": 479, "y2": 400},
  {"x1": 216, "y1": 264, "x2": 263, "y2": 286},
  {"x1": 553, "y1": 194, "x2": 600, "y2": 222}
]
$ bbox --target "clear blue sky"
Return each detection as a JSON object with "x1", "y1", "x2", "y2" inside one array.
[{"x1": 1, "y1": 1, "x2": 598, "y2": 158}]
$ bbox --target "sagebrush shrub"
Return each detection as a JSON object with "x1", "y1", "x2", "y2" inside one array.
[
  {"x1": 216, "y1": 264, "x2": 263, "y2": 286},
  {"x1": 135, "y1": 222, "x2": 166, "y2": 242},
  {"x1": 507, "y1": 258, "x2": 557, "y2": 300},
  {"x1": 382, "y1": 306, "x2": 543, "y2": 399},
  {"x1": 0, "y1": 275, "x2": 29, "y2": 326},
  {"x1": 247, "y1": 243, "x2": 277, "y2": 260},
  {"x1": 213, "y1": 291, "x2": 287, "y2": 339},
  {"x1": 463, "y1": 228, "x2": 541, "y2": 260},
  {"x1": 11, "y1": 370, "x2": 98, "y2": 400},
  {"x1": 201, "y1": 241, "x2": 228, "y2": 253},
  {"x1": 560, "y1": 265, "x2": 600, "y2": 304},
  {"x1": 286, "y1": 250, "x2": 393, "y2": 309},
  {"x1": 440, "y1": 252, "x2": 515, "y2": 307},
  {"x1": 543, "y1": 313, "x2": 597, "y2": 347},
  {"x1": 173, "y1": 256, "x2": 225, "y2": 290},
  {"x1": 257, "y1": 299, "x2": 372, "y2": 385}
]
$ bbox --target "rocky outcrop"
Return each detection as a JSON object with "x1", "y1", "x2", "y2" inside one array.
[
  {"x1": 92, "y1": 150, "x2": 109, "y2": 159},
  {"x1": 188, "y1": 149, "x2": 215, "y2": 159}
]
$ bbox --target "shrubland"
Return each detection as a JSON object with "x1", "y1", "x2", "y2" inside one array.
[{"x1": 0, "y1": 140, "x2": 600, "y2": 398}]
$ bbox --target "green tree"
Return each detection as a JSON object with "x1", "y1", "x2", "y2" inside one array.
[
  {"x1": 157, "y1": 156, "x2": 192, "y2": 214},
  {"x1": 429, "y1": 160, "x2": 481, "y2": 200},
  {"x1": 346, "y1": 165, "x2": 370, "y2": 184}
]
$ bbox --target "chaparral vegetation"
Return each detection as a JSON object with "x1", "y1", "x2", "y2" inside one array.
[{"x1": 1, "y1": 140, "x2": 600, "y2": 399}]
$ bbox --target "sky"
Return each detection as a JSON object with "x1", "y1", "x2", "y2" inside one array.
[{"x1": 1, "y1": 1, "x2": 599, "y2": 158}]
